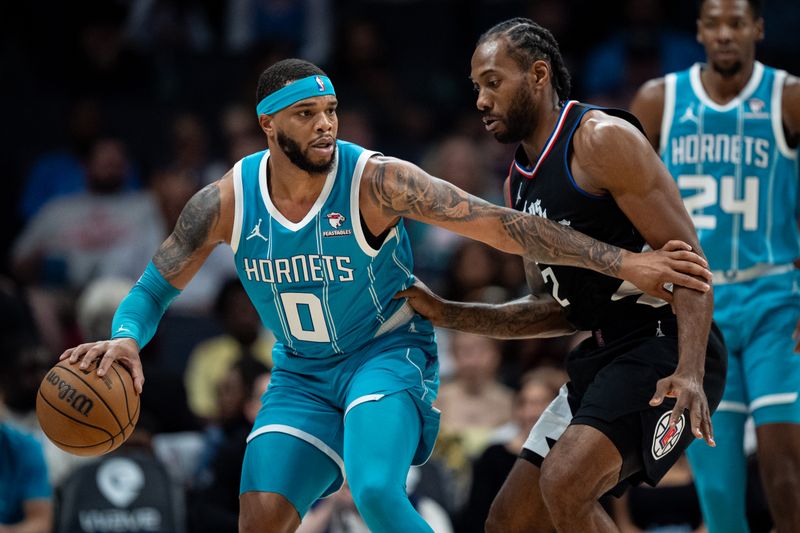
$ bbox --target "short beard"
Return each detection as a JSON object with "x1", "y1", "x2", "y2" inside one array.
[
  {"x1": 711, "y1": 60, "x2": 743, "y2": 78},
  {"x1": 276, "y1": 130, "x2": 336, "y2": 174},
  {"x1": 494, "y1": 83, "x2": 538, "y2": 144}
]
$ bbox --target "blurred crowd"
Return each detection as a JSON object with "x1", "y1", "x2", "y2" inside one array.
[{"x1": 2, "y1": 0, "x2": 799, "y2": 532}]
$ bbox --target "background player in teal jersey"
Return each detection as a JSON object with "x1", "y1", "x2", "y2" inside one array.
[
  {"x1": 60, "y1": 59, "x2": 711, "y2": 533},
  {"x1": 632, "y1": 1, "x2": 800, "y2": 531}
]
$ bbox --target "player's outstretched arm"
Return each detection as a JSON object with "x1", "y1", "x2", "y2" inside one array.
[
  {"x1": 397, "y1": 259, "x2": 576, "y2": 339},
  {"x1": 60, "y1": 173, "x2": 235, "y2": 393},
  {"x1": 359, "y1": 156, "x2": 711, "y2": 300}
]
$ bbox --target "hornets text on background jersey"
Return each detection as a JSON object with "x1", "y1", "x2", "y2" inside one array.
[
  {"x1": 230, "y1": 140, "x2": 429, "y2": 366},
  {"x1": 508, "y1": 100, "x2": 670, "y2": 331},
  {"x1": 661, "y1": 62, "x2": 800, "y2": 275}
]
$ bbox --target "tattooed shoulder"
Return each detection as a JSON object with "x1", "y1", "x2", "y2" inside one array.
[
  {"x1": 363, "y1": 157, "x2": 492, "y2": 222},
  {"x1": 153, "y1": 182, "x2": 222, "y2": 278}
]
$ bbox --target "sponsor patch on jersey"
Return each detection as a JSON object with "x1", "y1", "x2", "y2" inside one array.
[
  {"x1": 744, "y1": 98, "x2": 769, "y2": 119},
  {"x1": 324, "y1": 212, "x2": 352, "y2": 237},
  {"x1": 652, "y1": 411, "x2": 685, "y2": 460}
]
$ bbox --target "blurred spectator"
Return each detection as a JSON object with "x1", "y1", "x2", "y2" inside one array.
[
  {"x1": 189, "y1": 360, "x2": 270, "y2": 533},
  {"x1": 225, "y1": 0, "x2": 332, "y2": 63},
  {"x1": 435, "y1": 331, "x2": 513, "y2": 507},
  {"x1": 12, "y1": 138, "x2": 162, "y2": 289},
  {"x1": 125, "y1": 0, "x2": 218, "y2": 53},
  {"x1": 612, "y1": 455, "x2": 703, "y2": 533},
  {"x1": 19, "y1": 99, "x2": 141, "y2": 221},
  {"x1": 167, "y1": 112, "x2": 227, "y2": 186},
  {"x1": 437, "y1": 331, "x2": 512, "y2": 453},
  {"x1": 457, "y1": 367, "x2": 566, "y2": 533},
  {"x1": 220, "y1": 104, "x2": 266, "y2": 168},
  {"x1": 184, "y1": 278, "x2": 273, "y2": 420},
  {"x1": 0, "y1": 279, "x2": 93, "y2": 486},
  {"x1": 442, "y1": 241, "x2": 504, "y2": 303},
  {"x1": 0, "y1": 421, "x2": 53, "y2": 533},
  {"x1": 582, "y1": 0, "x2": 703, "y2": 106},
  {"x1": 76, "y1": 276, "x2": 134, "y2": 342}
]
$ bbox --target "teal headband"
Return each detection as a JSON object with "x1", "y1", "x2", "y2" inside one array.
[{"x1": 256, "y1": 75, "x2": 336, "y2": 116}]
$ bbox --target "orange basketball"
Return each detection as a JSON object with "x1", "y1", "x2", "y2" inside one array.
[{"x1": 36, "y1": 359, "x2": 140, "y2": 456}]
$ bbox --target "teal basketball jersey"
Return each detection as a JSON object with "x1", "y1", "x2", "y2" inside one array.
[
  {"x1": 661, "y1": 62, "x2": 800, "y2": 274},
  {"x1": 231, "y1": 141, "x2": 420, "y2": 365}
]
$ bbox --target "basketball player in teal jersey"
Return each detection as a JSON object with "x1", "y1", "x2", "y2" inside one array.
[
  {"x1": 631, "y1": 1, "x2": 800, "y2": 531},
  {"x1": 61, "y1": 59, "x2": 711, "y2": 533}
]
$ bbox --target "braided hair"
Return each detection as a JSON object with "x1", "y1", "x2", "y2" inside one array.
[{"x1": 478, "y1": 18, "x2": 571, "y2": 103}]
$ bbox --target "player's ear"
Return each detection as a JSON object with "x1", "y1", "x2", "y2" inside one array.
[
  {"x1": 755, "y1": 17, "x2": 765, "y2": 42},
  {"x1": 531, "y1": 59, "x2": 550, "y2": 91},
  {"x1": 258, "y1": 114, "x2": 273, "y2": 136}
]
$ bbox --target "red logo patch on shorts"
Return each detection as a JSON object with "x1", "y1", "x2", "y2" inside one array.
[{"x1": 652, "y1": 411, "x2": 685, "y2": 460}]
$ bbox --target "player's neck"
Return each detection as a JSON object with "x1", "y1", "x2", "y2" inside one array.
[
  {"x1": 700, "y1": 60, "x2": 756, "y2": 104},
  {"x1": 520, "y1": 101, "x2": 562, "y2": 165},
  {"x1": 267, "y1": 152, "x2": 328, "y2": 203}
]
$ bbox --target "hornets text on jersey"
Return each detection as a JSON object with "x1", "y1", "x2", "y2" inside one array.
[
  {"x1": 661, "y1": 62, "x2": 800, "y2": 278},
  {"x1": 231, "y1": 140, "x2": 430, "y2": 366}
]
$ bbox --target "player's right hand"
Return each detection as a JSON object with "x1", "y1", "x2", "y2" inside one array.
[
  {"x1": 622, "y1": 240, "x2": 712, "y2": 302},
  {"x1": 59, "y1": 338, "x2": 144, "y2": 394},
  {"x1": 395, "y1": 279, "x2": 447, "y2": 325}
]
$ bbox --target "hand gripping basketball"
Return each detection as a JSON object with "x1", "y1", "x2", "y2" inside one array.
[{"x1": 59, "y1": 338, "x2": 144, "y2": 394}]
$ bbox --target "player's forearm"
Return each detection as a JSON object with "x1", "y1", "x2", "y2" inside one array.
[
  {"x1": 111, "y1": 262, "x2": 181, "y2": 348},
  {"x1": 437, "y1": 296, "x2": 575, "y2": 339},
  {"x1": 364, "y1": 157, "x2": 631, "y2": 278},
  {"x1": 672, "y1": 285, "x2": 714, "y2": 376},
  {"x1": 499, "y1": 211, "x2": 631, "y2": 277}
]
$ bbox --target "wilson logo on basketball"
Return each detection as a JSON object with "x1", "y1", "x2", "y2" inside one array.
[
  {"x1": 652, "y1": 411, "x2": 685, "y2": 460},
  {"x1": 45, "y1": 370, "x2": 95, "y2": 417}
]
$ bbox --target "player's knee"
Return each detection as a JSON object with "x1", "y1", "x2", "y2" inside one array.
[
  {"x1": 484, "y1": 501, "x2": 509, "y2": 533},
  {"x1": 349, "y1": 477, "x2": 391, "y2": 516},
  {"x1": 539, "y1": 457, "x2": 578, "y2": 507}
]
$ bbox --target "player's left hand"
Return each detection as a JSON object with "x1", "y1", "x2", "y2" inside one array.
[
  {"x1": 621, "y1": 240, "x2": 711, "y2": 302},
  {"x1": 793, "y1": 318, "x2": 800, "y2": 353},
  {"x1": 649, "y1": 371, "x2": 715, "y2": 447}
]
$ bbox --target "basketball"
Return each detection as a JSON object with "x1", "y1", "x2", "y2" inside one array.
[{"x1": 36, "y1": 359, "x2": 140, "y2": 456}]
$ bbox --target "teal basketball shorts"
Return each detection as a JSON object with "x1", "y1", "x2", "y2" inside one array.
[{"x1": 240, "y1": 326, "x2": 440, "y2": 516}]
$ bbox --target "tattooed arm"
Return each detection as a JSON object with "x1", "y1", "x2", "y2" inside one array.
[
  {"x1": 399, "y1": 259, "x2": 575, "y2": 339},
  {"x1": 59, "y1": 173, "x2": 234, "y2": 392},
  {"x1": 359, "y1": 156, "x2": 711, "y2": 299},
  {"x1": 152, "y1": 172, "x2": 234, "y2": 288}
]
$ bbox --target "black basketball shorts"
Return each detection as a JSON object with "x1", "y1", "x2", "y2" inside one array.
[{"x1": 520, "y1": 315, "x2": 727, "y2": 495}]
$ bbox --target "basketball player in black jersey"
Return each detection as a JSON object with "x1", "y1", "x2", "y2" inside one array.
[{"x1": 400, "y1": 18, "x2": 728, "y2": 532}]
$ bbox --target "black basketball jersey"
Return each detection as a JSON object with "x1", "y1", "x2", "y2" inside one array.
[{"x1": 508, "y1": 100, "x2": 671, "y2": 331}]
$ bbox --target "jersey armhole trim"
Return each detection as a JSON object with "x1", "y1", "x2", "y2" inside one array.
[
  {"x1": 230, "y1": 159, "x2": 244, "y2": 254},
  {"x1": 771, "y1": 70, "x2": 797, "y2": 159},
  {"x1": 350, "y1": 150, "x2": 396, "y2": 257},
  {"x1": 659, "y1": 73, "x2": 677, "y2": 156},
  {"x1": 564, "y1": 109, "x2": 612, "y2": 200}
]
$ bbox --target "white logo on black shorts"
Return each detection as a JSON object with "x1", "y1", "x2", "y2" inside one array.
[{"x1": 652, "y1": 411, "x2": 685, "y2": 460}]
